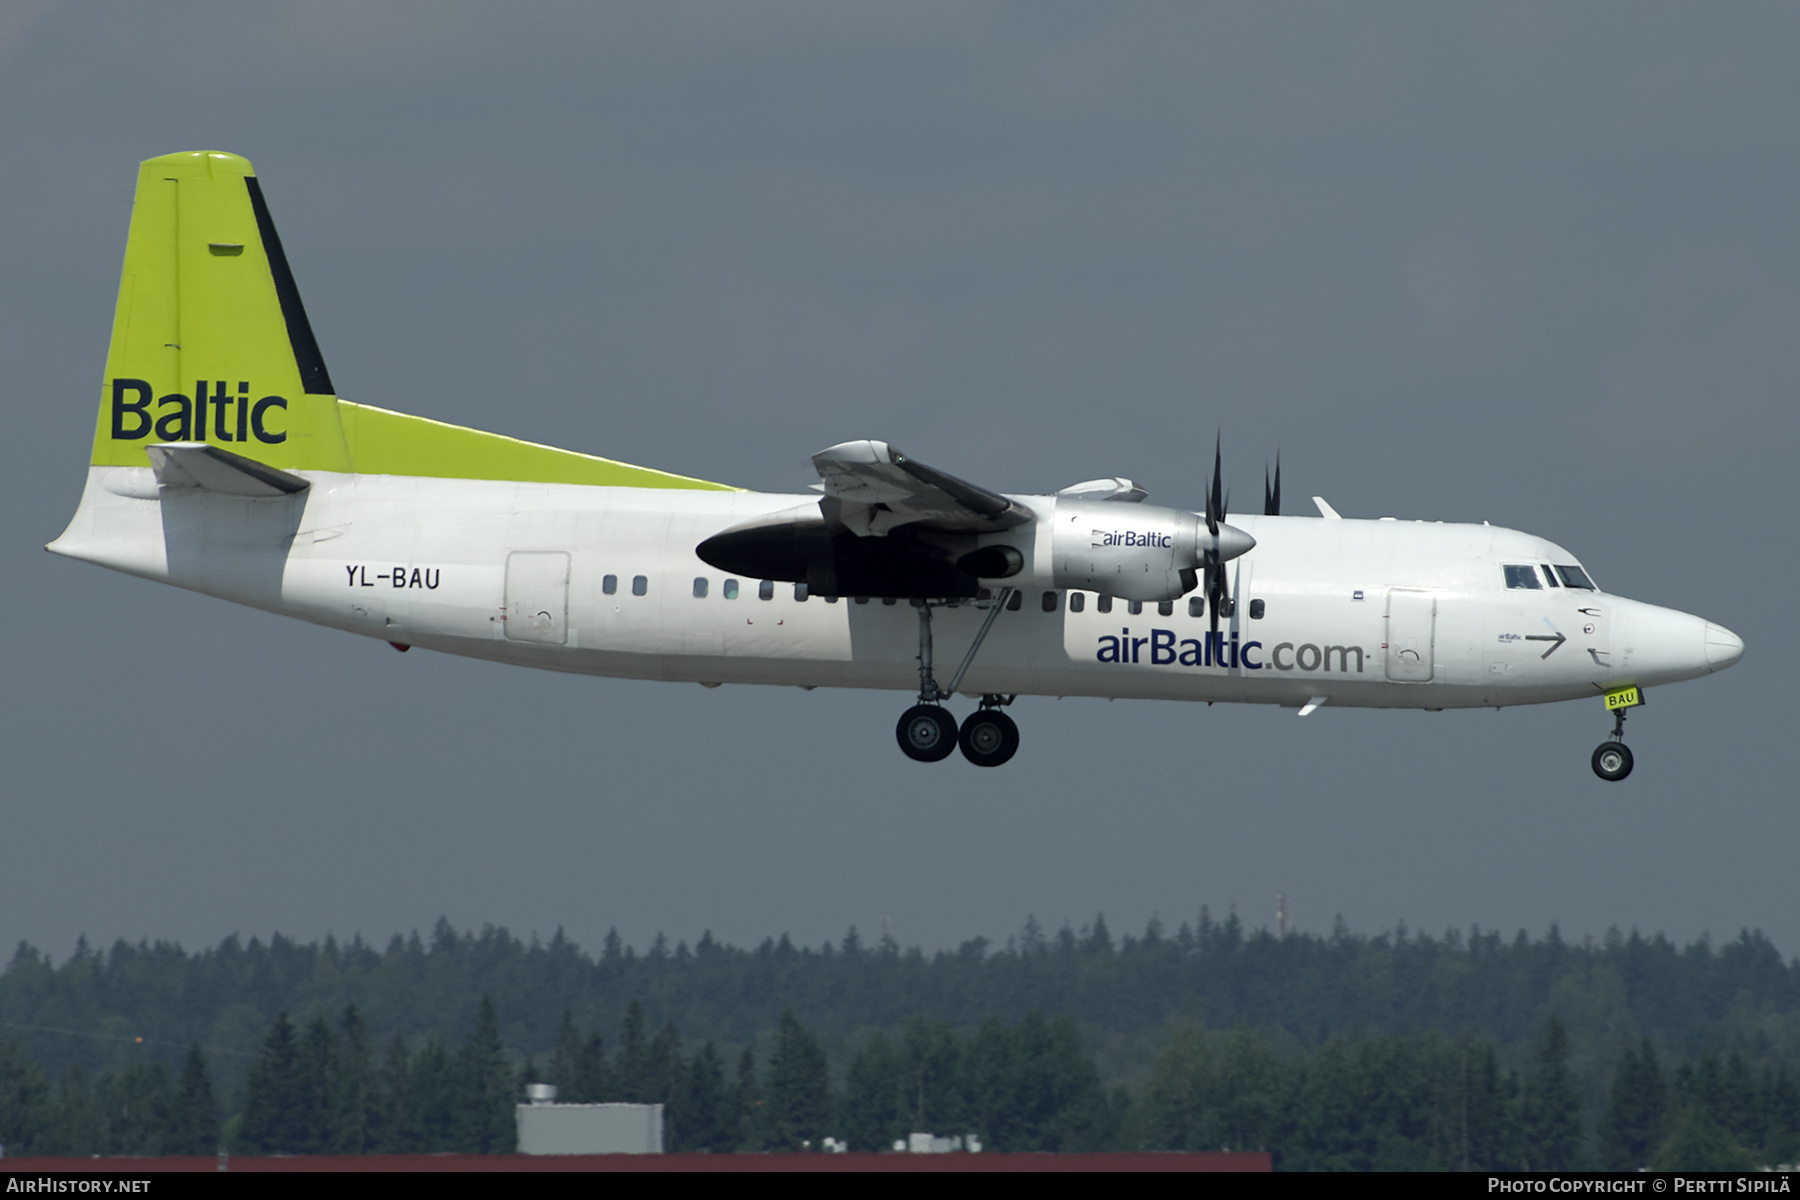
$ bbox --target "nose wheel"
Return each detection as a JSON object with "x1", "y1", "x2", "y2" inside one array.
[
  {"x1": 1591, "y1": 701, "x2": 1634, "y2": 782},
  {"x1": 1592, "y1": 741, "x2": 1633, "y2": 781}
]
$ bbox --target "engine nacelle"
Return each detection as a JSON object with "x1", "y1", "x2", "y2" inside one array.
[
  {"x1": 1050, "y1": 499, "x2": 1255, "y2": 602},
  {"x1": 1050, "y1": 500, "x2": 1203, "y2": 602}
]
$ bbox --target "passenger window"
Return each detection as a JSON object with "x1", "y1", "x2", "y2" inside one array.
[
  {"x1": 1188, "y1": 596, "x2": 1204, "y2": 618},
  {"x1": 723, "y1": 578, "x2": 739, "y2": 599},
  {"x1": 1157, "y1": 600, "x2": 1173, "y2": 617},
  {"x1": 759, "y1": 580, "x2": 774, "y2": 600},
  {"x1": 1503, "y1": 565, "x2": 1542, "y2": 590},
  {"x1": 1042, "y1": 591, "x2": 1058, "y2": 613},
  {"x1": 1097, "y1": 595, "x2": 1113, "y2": 614},
  {"x1": 883, "y1": 597, "x2": 897, "y2": 606},
  {"x1": 794, "y1": 583, "x2": 809, "y2": 601},
  {"x1": 603, "y1": 574, "x2": 618, "y2": 595},
  {"x1": 1069, "y1": 592, "x2": 1085, "y2": 613},
  {"x1": 854, "y1": 596, "x2": 869, "y2": 605},
  {"x1": 1249, "y1": 599, "x2": 1265, "y2": 619},
  {"x1": 1006, "y1": 590, "x2": 1023, "y2": 611},
  {"x1": 1219, "y1": 597, "x2": 1235, "y2": 617},
  {"x1": 1554, "y1": 565, "x2": 1596, "y2": 590},
  {"x1": 693, "y1": 577, "x2": 709, "y2": 598},
  {"x1": 632, "y1": 575, "x2": 648, "y2": 596},
  {"x1": 1128, "y1": 600, "x2": 1143, "y2": 615},
  {"x1": 825, "y1": 595, "x2": 839, "y2": 604}
]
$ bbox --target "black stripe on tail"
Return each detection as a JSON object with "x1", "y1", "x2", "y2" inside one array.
[{"x1": 245, "y1": 176, "x2": 336, "y2": 397}]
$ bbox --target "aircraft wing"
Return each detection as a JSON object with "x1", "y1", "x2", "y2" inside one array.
[{"x1": 811, "y1": 440, "x2": 1031, "y2": 537}]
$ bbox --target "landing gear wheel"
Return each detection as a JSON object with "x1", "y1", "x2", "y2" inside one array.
[
  {"x1": 897, "y1": 705, "x2": 958, "y2": 762},
  {"x1": 959, "y1": 709, "x2": 1020, "y2": 768},
  {"x1": 1592, "y1": 741, "x2": 1634, "y2": 782}
]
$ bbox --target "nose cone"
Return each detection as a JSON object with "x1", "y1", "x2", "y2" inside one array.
[
  {"x1": 1704, "y1": 623, "x2": 1744, "y2": 672},
  {"x1": 1612, "y1": 600, "x2": 1732, "y2": 687},
  {"x1": 1215, "y1": 522, "x2": 1256, "y2": 562}
]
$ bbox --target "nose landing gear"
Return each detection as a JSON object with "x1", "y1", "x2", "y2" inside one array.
[
  {"x1": 1591, "y1": 701, "x2": 1635, "y2": 782},
  {"x1": 896, "y1": 591, "x2": 1022, "y2": 766}
]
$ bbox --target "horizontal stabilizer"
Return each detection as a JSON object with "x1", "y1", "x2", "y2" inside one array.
[{"x1": 147, "y1": 442, "x2": 309, "y2": 496}]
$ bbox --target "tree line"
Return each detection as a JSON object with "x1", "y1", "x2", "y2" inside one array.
[
  {"x1": 1140, "y1": 1020, "x2": 1800, "y2": 1170},
  {"x1": 0, "y1": 1041, "x2": 216, "y2": 1158},
  {"x1": 4, "y1": 1005, "x2": 1795, "y2": 1167},
  {"x1": 5, "y1": 914, "x2": 1794, "y2": 1097},
  {"x1": 2, "y1": 914, "x2": 1795, "y2": 1162},
  {"x1": 536, "y1": 1003, "x2": 1124, "y2": 1153},
  {"x1": 0, "y1": 1001, "x2": 1120, "y2": 1156}
]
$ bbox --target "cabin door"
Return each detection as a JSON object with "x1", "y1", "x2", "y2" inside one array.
[
  {"x1": 505, "y1": 551, "x2": 570, "y2": 645},
  {"x1": 1385, "y1": 589, "x2": 1436, "y2": 682}
]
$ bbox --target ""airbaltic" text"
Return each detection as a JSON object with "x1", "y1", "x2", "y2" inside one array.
[{"x1": 1097, "y1": 628, "x2": 1367, "y2": 673}]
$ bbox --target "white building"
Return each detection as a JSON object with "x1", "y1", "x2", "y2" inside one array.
[{"x1": 516, "y1": 1085, "x2": 664, "y2": 1155}]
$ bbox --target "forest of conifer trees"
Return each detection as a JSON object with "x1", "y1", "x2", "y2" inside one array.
[
  {"x1": 2, "y1": 915, "x2": 1796, "y2": 1167},
  {"x1": 5, "y1": 1005, "x2": 1795, "y2": 1167}
]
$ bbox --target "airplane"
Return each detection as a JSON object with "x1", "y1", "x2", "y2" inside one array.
[{"x1": 49, "y1": 152, "x2": 1745, "y2": 779}]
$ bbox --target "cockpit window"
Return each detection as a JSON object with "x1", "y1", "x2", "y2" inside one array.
[
  {"x1": 1503, "y1": 564, "x2": 1542, "y2": 590},
  {"x1": 1553, "y1": 565, "x2": 1596, "y2": 590}
]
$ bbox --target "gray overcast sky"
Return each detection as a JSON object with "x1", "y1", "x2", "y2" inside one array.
[{"x1": 3, "y1": 3, "x2": 1795, "y2": 964}]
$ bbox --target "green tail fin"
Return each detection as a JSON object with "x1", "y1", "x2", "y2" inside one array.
[
  {"x1": 93, "y1": 151, "x2": 731, "y2": 490},
  {"x1": 93, "y1": 151, "x2": 351, "y2": 471}
]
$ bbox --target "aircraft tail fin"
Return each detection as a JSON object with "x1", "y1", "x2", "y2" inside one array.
[
  {"x1": 91, "y1": 151, "x2": 352, "y2": 473},
  {"x1": 84, "y1": 150, "x2": 732, "y2": 493}
]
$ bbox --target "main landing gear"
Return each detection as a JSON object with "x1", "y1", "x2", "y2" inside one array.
[
  {"x1": 897, "y1": 705, "x2": 958, "y2": 762},
  {"x1": 895, "y1": 699, "x2": 1018, "y2": 766},
  {"x1": 895, "y1": 591, "x2": 1022, "y2": 767},
  {"x1": 958, "y1": 701, "x2": 1020, "y2": 768},
  {"x1": 1592, "y1": 704, "x2": 1635, "y2": 782}
]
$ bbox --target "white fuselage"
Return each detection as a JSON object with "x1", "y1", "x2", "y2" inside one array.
[{"x1": 51, "y1": 466, "x2": 1739, "y2": 710}]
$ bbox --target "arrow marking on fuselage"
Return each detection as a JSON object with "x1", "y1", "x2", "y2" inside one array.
[{"x1": 1525, "y1": 632, "x2": 1567, "y2": 659}]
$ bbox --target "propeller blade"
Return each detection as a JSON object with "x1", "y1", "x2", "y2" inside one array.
[
  {"x1": 1208, "y1": 558, "x2": 1222, "y2": 638},
  {"x1": 1265, "y1": 454, "x2": 1281, "y2": 517},
  {"x1": 1207, "y1": 435, "x2": 1223, "y2": 537}
]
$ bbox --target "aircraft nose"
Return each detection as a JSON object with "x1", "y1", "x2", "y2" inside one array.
[
  {"x1": 1612, "y1": 599, "x2": 1730, "y2": 686},
  {"x1": 1704, "y1": 622, "x2": 1744, "y2": 672}
]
